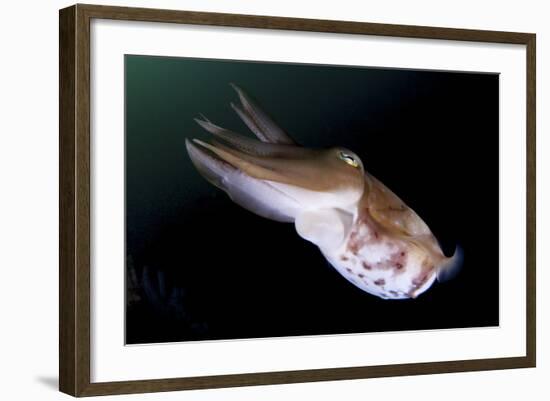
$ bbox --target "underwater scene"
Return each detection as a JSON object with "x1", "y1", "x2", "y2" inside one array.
[{"x1": 125, "y1": 55, "x2": 499, "y2": 344}]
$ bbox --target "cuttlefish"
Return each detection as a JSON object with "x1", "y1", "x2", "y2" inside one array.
[{"x1": 185, "y1": 84, "x2": 462, "y2": 300}]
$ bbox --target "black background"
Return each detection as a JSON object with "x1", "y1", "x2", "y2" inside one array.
[{"x1": 125, "y1": 56, "x2": 499, "y2": 344}]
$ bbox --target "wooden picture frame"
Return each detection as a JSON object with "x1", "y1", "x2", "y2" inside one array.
[{"x1": 59, "y1": 3, "x2": 536, "y2": 397}]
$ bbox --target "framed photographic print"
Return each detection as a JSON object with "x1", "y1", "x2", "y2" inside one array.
[{"x1": 59, "y1": 4, "x2": 536, "y2": 397}]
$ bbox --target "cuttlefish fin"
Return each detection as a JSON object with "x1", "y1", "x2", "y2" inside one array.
[
  {"x1": 436, "y1": 244, "x2": 464, "y2": 282},
  {"x1": 295, "y1": 208, "x2": 354, "y2": 251},
  {"x1": 366, "y1": 174, "x2": 432, "y2": 237},
  {"x1": 230, "y1": 83, "x2": 296, "y2": 145}
]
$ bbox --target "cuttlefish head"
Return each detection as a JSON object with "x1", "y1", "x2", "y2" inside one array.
[{"x1": 185, "y1": 84, "x2": 365, "y2": 250}]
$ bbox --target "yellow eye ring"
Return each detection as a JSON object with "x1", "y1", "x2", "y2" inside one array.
[{"x1": 338, "y1": 151, "x2": 359, "y2": 168}]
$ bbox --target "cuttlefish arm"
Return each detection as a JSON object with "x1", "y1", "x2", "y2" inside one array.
[
  {"x1": 185, "y1": 84, "x2": 462, "y2": 299},
  {"x1": 228, "y1": 83, "x2": 296, "y2": 145},
  {"x1": 185, "y1": 138, "x2": 300, "y2": 223}
]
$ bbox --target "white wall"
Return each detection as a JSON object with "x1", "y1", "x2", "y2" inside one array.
[{"x1": 0, "y1": 0, "x2": 546, "y2": 399}]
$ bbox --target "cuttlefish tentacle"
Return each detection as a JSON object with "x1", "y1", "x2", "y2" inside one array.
[{"x1": 185, "y1": 84, "x2": 462, "y2": 300}]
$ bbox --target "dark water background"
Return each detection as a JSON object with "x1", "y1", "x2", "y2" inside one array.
[{"x1": 125, "y1": 55, "x2": 499, "y2": 344}]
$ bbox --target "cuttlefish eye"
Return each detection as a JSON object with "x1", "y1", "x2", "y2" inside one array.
[{"x1": 338, "y1": 151, "x2": 360, "y2": 168}]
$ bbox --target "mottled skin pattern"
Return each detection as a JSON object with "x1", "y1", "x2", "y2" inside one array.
[
  {"x1": 324, "y1": 211, "x2": 438, "y2": 299},
  {"x1": 322, "y1": 173, "x2": 445, "y2": 299}
]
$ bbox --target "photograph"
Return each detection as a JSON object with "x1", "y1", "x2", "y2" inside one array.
[{"x1": 124, "y1": 55, "x2": 500, "y2": 345}]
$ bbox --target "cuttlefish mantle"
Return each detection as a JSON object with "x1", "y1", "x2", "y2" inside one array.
[{"x1": 185, "y1": 84, "x2": 462, "y2": 300}]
